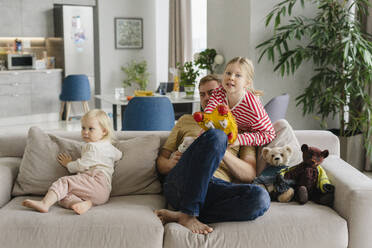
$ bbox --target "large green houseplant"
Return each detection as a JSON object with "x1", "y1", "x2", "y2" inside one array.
[
  {"x1": 121, "y1": 60, "x2": 150, "y2": 91},
  {"x1": 256, "y1": 0, "x2": 372, "y2": 165}
]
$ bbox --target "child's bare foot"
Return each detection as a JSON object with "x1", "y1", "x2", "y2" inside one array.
[
  {"x1": 155, "y1": 209, "x2": 213, "y2": 234},
  {"x1": 71, "y1": 200, "x2": 92, "y2": 215},
  {"x1": 22, "y1": 199, "x2": 49, "y2": 213}
]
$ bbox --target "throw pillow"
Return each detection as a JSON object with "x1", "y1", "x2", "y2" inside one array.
[
  {"x1": 111, "y1": 135, "x2": 162, "y2": 196},
  {"x1": 256, "y1": 119, "x2": 302, "y2": 176},
  {"x1": 12, "y1": 127, "x2": 82, "y2": 196}
]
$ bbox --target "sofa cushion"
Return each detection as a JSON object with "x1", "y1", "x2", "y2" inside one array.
[
  {"x1": 0, "y1": 130, "x2": 171, "y2": 158},
  {"x1": 1, "y1": 195, "x2": 165, "y2": 248},
  {"x1": 0, "y1": 157, "x2": 21, "y2": 207},
  {"x1": 111, "y1": 135, "x2": 162, "y2": 196},
  {"x1": 12, "y1": 127, "x2": 83, "y2": 196},
  {"x1": 163, "y1": 202, "x2": 348, "y2": 248},
  {"x1": 12, "y1": 127, "x2": 162, "y2": 197},
  {"x1": 256, "y1": 119, "x2": 302, "y2": 175}
]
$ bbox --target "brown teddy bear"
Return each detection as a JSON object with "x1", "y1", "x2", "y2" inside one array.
[
  {"x1": 253, "y1": 145, "x2": 295, "y2": 202},
  {"x1": 279, "y1": 144, "x2": 335, "y2": 206}
]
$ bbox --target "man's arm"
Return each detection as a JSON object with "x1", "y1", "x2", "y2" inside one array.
[
  {"x1": 156, "y1": 148, "x2": 182, "y2": 175},
  {"x1": 222, "y1": 147, "x2": 256, "y2": 183}
]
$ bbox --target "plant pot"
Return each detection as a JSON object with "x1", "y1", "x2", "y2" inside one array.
[
  {"x1": 184, "y1": 85, "x2": 195, "y2": 99},
  {"x1": 330, "y1": 129, "x2": 365, "y2": 171}
]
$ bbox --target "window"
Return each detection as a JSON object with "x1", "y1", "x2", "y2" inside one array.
[{"x1": 191, "y1": 0, "x2": 207, "y2": 86}]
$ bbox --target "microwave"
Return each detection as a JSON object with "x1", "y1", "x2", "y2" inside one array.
[{"x1": 7, "y1": 53, "x2": 36, "y2": 70}]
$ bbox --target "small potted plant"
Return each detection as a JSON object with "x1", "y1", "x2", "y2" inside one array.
[
  {"x1": 177, "y1": 61, "x2": 200, "y2": 99},
  {"x1": 194, "y1": 48, "x2": 224, "y2": 74},
  {"x1": 121, "y1": 60, "x2": 150, "y2": 95}
]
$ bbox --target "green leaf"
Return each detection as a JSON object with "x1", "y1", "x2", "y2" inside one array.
[
  {"x1": 344, "y1": 41, "x2": 350, "y2": 61},
  {"x1": 265, "y1": 12, "x2": 275, "y2": 26},
  {"x1": 275, "y1": 13, "x2": 281, "y2": 28}
]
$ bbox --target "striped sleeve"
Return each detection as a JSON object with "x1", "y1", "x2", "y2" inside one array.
[
  {"x1": 235, "y1": 92, "x2": 276, "y2": 146},
  {"x1": 204, "y1": 86, "x2": 226, "y2": 113}
]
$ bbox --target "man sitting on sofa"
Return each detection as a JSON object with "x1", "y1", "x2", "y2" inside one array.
[{"x1": 155, "y1": 75, "x2": 270, "y2": 234}]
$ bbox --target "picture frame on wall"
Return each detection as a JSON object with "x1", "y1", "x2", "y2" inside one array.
[{"x1": 115, "y1": 17, "x2": 143, "y2": 49}]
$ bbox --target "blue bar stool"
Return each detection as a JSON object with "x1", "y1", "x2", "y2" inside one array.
[
  {"x1": 122, "y1": 97, "x2": 175, "y2": 131},
  {"x1": 59, "y1": 74, "x2": 91, "y2": 121}
]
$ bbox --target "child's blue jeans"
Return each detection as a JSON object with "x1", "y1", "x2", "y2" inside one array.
[{"x1": 163, "y1": 129, "x2": 270, "y2": 223}]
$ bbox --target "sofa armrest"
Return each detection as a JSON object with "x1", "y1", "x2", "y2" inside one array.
[
  {"x1": 0, "y1": 157, "x2": 21, "y2": 208},
  {"x1": 294, "y1": 130, "x2": 340, "y2": 156},
  {"x1": 322, "y1": 155, "x2": 372, "y2": 248}
]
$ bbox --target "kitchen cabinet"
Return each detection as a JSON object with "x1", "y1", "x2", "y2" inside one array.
[
  {"x1": 31, "y1": 70, "x2": 62, "y2": 114},
  {"x1": 0, "y1": 0, "x2": 22, "y2": 37},
  {"x1": 0, "y1": 0, "x2": 96, "y2": 37},
  {"x1": 0, "y1": 69, "x2": 62, "y2": 118},
  {"x1": 21, "y1": 0, "x2": 54, "y2": 37}
]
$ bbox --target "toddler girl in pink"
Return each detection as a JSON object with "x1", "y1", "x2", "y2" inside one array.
[{"x1": 22, "y1": 109, "x2": 122, "y2": 215}]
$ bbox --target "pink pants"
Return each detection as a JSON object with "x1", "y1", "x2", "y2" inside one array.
[{"x1": 49, "y1": 170, "x2": 110, "y2": 209}]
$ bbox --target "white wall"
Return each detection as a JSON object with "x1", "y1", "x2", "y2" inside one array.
[
  {"x1": 207, "y1": 0, "x2": 321, "y2": 130},
  {"x1": 97, "y1": 0, "x2": 168, "y2": 109}
]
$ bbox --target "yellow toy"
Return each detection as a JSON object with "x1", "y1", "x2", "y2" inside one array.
[
  {"x1": 134, "y1": 90, "x2": 154, "y2": 96},
  {"x1": 193, "y1": 104, "x2": 238, "y2": 144}
]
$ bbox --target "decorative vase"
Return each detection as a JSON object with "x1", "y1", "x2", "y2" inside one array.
[
  {"x1": 339, "y1": 134, "x2": 365, "y2": 171},
  {"x1": 184, "y1": 84, "x2": 195, "y2": 99},
  {"x1": 330, "y1": 129, "x2": 365, "y2": 171}
]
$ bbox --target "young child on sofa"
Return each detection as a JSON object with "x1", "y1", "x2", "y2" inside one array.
[
  {"x1": 22, "y1": 109, "x2": 122, "y2": 215},
  {"x1": 204, "y1": 56, "x2": 276, "y2": 147}
]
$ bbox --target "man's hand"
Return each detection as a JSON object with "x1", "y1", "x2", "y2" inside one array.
[
  {"x1": 169, "y1": 151, "x2": 182, "y2": 167},
  {"x1": 157, "y1": 149, "x2": 183, "y2": 175},
  {"x1": 57, "y1": 153, "x2": 72, "y2": 168}
]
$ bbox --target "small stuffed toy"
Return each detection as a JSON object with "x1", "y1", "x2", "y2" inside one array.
[
  {"x1": 177, "y1": 136, "x2": 195, "y2": 153},
  {"x1": 253, "y1": 145, "x2": 294, "y2": 202},
  {"x1": 170, "y1": 136, "x2": 195, "y2": 159},
  {"x1": 279, "y1": 144, "x2": 335, "y2": 207},
  {"x1": 262, "y1": 146, "x2": 292, "y2": 166},
  {"x1": 193, "y1": 104, "x2": 238, "y2": 144}
]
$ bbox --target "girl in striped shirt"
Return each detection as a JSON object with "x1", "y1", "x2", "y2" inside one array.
[{"x1": 204, "y1": 57, "x2": 275, "y2": 147}]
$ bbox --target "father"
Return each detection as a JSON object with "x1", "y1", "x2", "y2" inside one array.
[{"x1": 155, "y1": 75, "x2": 270, "y2": 234}]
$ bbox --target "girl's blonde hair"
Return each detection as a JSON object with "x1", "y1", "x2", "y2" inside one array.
[
  {"x1": 81, "y1": 109, "x2": 115, "y2": 143},
  {"x1": 225, "y1": 57, "x2": 263, "y2": 96}
]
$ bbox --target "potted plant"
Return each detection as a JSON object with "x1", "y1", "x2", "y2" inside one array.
[
  {"x1": 121, "y1": 60, "x2": 150, "y2": 92},
  {"x1": 194, "y1": 48, "x2": 225, "y2": 74},
  {"x1": 256, "y1": 0, "x2": 372, "y2": 169},
  {"x1": 177, "y1": 61, "x2": 200, "y2": 99}
]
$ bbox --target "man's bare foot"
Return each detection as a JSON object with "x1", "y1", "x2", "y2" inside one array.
[
  {"x1": 22, "y1": 199, "x2": 49, "y2": 213},
  {"x1": 155, "y1": 209, "x2": 213, "y2": 234},
  {"x1": 71, "y1": 200, "x2": 92, "y2": 215}
]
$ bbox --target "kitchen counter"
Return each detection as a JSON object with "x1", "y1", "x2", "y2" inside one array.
[{"x1": 0, "y1": 68, "x2": 63, "y2": 74}]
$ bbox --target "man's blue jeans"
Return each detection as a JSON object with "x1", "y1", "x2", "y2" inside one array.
[{"x1": 163, "y1": 129, "x2": 270, "y2": 223}]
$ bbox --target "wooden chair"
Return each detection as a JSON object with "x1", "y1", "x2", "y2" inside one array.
[{"x1": 59, "y1": 74, "x2": 91, "y2": 121}]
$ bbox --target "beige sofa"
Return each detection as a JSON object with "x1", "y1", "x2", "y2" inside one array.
[{"x1": 0, "y1": 129, "x2": 371, "y2": 248}]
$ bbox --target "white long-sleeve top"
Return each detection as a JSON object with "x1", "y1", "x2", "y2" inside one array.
[{"x1": 67, "y1": 140, "x2": 122, "y2": 190}]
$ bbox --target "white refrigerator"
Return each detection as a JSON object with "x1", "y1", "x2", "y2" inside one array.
[{"x1": 54, "y1": 4, "x2": 95, "y2": 115}]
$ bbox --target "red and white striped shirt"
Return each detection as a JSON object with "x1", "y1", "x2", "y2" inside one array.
[{"x1": 204, "y1": 86, "x2": 275, "y2": 146}]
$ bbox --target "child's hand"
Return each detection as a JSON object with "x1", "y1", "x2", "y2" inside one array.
[
  {"x1": 57, "y1": 153, "x2": 72, "y2": 167},
  {"x1": 228, "y1": 138, "x2": 239, "y2": 148}
]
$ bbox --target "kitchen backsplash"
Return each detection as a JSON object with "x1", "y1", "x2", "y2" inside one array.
[{"x1": 0, "y1": 37, "x2": 63, "y2": 69}]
